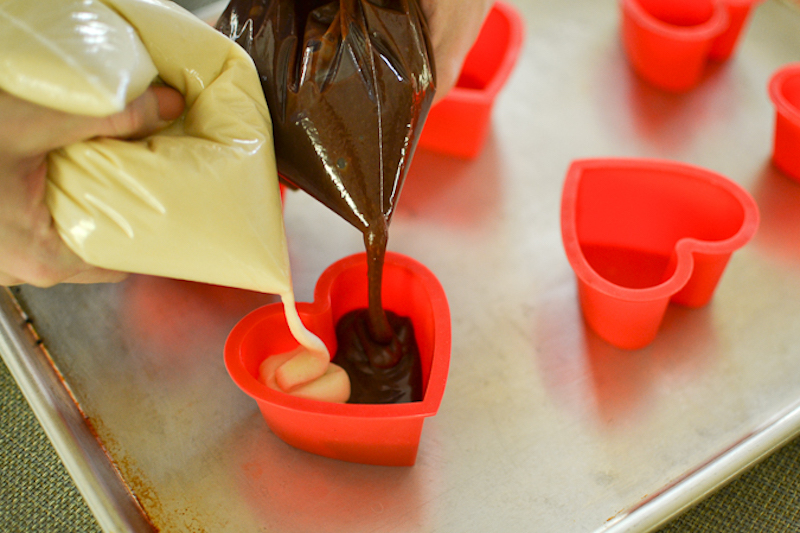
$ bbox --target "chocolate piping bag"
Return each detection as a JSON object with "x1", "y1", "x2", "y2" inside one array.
[{"x1": 216, "y1": 0, "x2": 436, "y2": 354}]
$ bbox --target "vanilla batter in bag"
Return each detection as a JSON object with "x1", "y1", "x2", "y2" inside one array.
[{"x1": 0, "y1": 0, "x2": 343, "y2": 396}]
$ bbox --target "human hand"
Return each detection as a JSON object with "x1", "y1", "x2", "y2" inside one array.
[
  {"x1": 421, "y1": 0, "x2": 493, "y2": 104},
  {"x1": 0, "y1": 86, "x2": 184, "y2": 287}
]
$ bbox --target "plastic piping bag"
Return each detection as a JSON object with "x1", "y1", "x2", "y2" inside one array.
[{"x1": 0, "y1": 0, "x2": 325, "y2": 354}]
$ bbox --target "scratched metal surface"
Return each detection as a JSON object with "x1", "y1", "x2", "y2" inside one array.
[{"x1": 3, "y1": 0, "x2": 800, "y2": 531}]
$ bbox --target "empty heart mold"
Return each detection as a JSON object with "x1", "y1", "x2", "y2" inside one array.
[
  {"x1": 224, "y1": 252, "x2": 451, "y2": 466},
  {"x1": 417, "y1": 1, "x2": 524, "y2": 159},
  {"x1": 561, "y1": 158, "x2": 759, "y2": 350},
  {"x1": 769, "y1": 62, "x2": 800, "y2": 183},
  {"x1": 620, "y1": 0, "x2": 729, "y2": 92}
]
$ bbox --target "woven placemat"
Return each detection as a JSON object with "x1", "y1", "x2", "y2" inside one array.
[
  {"x1": 657, "y1": 437, "x2": 800, "y2": 532},
  {"x1": 0, "y1": 358, "x2": 101, "y2": 533},
  {"x1": 2, "y1": 353, "x2": 800, "y2": 532}
]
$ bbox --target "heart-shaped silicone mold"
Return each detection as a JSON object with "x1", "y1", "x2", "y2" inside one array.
[
  {"x1": 224, "y1": 252, "x2": 451, "y2": 466},
  {"x1": 769, "y1": 62, "x2": 800, "y2": 183},
  {"x1": 417, "y1": 1, "x2": 524, "y2": 159},
  {"x1": 561, "y1": 158, "x2": 759, "y2": 350}
]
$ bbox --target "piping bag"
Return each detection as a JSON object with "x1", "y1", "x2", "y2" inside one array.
[
  {"x1": 0, "y1": 0, "x2": 339, "y2": 395},
  {"x1": 215, "y1": 0, "x2": 436, "y2": 365}
]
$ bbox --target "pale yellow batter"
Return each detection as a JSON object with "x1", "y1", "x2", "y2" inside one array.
[{"x1": 0, "y1": 0, "x2": 348, "y2": 402}]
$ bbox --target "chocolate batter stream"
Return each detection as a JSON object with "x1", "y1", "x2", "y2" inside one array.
[
  {"x1": 364, "y1": 225, "x2": 393, "y2": 347},
  {"x1": 329, "y1": 223, "x2": 423, "y2": 404},
  {"x1": 216, "y1": 0, "x2": 435, "y2": 403}
]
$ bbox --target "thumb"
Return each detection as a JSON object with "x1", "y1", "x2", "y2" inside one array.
[{"x1": 92, "y1": 85, "x2": 185, "y2": 140}]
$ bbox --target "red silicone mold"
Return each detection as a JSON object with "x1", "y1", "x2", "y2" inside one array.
[
  {"x1": 561, "y1": 158, "x2": 759, "y2": 350},
  {"x1": 769, "y1": 62, "x2": 800, "y2": 183},
  {"x1": 224, "y1": 252, "x2": 451, "y2": 466},
  {"x1": 417, "y1": 1, "x2": 524, "y2": 159},
  {"x1": 708, "y1": 0, "x2": 764, "y2": 61},
  {"x1": 620, "y1": 0, "x2": 728, "y2": 92}
]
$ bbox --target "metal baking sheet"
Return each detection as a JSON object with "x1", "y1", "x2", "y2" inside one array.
[{"x1": 3, "y1": 1, "x2": 800, "y2": 531}]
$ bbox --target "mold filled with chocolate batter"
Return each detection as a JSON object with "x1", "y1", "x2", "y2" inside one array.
[{"x1": 216, "y1": 0, "x2": 435, "y2": 404}]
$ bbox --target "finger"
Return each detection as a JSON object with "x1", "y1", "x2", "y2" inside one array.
[
  {"x1": 93, "y1": 85, "x2": 185, "y2": 140},
  {"x1": 151, "y1": 85, "x2": 185, "y2": 122},
  {"x1": 0, "y1": 265, "x2": 127, "y2": 288},
  {"x1": 422, "y1": 0, "x2": 492, "y2": 104},
  {"x1": 0, "y1": 273, "x2": 24, "y2": 286},
  {"x1": 61, "y1": 268, "x2": 129, "y2": 284},
  {"x1": 1, "y1": 249, "x2": 85, "y2": 288},
  {"x1": 0, "y1": 86, "x2": 185, "y2": 158},
  {"x1": 0, "y1": 222, "x2": 128, "y2": 287},
  {"x1": 14, "y1": 238, "x2": 91, "y2": 288}
]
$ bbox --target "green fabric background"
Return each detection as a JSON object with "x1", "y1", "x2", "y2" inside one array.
[
  {"x1": 1, "y1": 359, "x2": 101, "y2": 533},
  {"x1": 3, "y1": 355, "x2": 800, "y2": 532}
]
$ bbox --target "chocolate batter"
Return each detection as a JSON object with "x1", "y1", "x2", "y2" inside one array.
[
  {"x1": 332, "y1": 309, "x2": 423, "y2": 404},
  {"x1": 216, "y1": 0, "x2": 435, "y2": 403}
]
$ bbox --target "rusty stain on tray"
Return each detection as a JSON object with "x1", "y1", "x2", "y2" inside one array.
[
  {"x1": 85, "y1": 414, "x2": 210, "y2": 533},
  {"x1": 84, "y1": 416, "x2": 159, "y2": 532}
]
